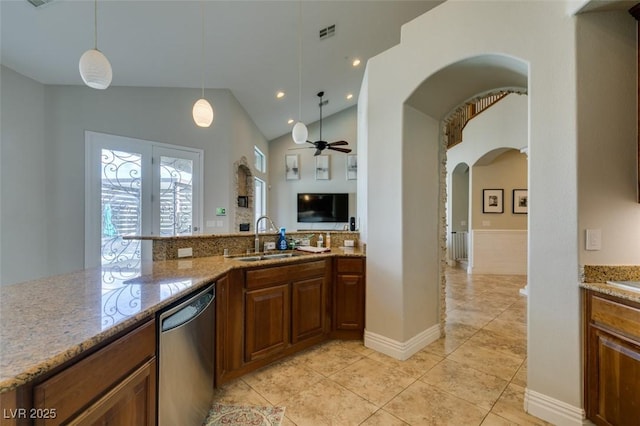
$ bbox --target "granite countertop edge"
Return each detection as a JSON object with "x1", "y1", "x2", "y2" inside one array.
[{"x1": 0, "y1": 249, "x2": 364, "y2": 394}]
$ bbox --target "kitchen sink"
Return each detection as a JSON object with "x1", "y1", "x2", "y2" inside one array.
[{"x1": 233, "y1": 252, "x2": 298, "y2": 262}]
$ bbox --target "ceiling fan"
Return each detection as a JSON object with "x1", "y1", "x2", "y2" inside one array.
[{"x1": 290, "y1": 91, "x2": 352, "y2": 156}]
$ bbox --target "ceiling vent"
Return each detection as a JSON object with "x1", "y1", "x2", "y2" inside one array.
[
  {"x1": 26, "y1": 0, "x2": 54, "y2": 7},
  {"x1": 319, "y1": 25, "x2": 336, "y2": 40}
]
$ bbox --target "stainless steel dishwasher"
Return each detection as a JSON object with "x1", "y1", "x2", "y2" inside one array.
[{"x1": 158, "y1": 284, "x2": 215, "y2": 426}]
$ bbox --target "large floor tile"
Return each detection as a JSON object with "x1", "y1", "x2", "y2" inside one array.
[
  {"x1": 384, "y1": 381, "x2": 487, "y2": 425},
  {"x1": 330, "y1": 357, "x2": 415, "y2": 406},
  {"x1": 490, "y1": 384, "x2": 553, "y2": 425},
  {"x1": 466, "y1": 328, "x2": 527, "y2": 358},
  {"x1": 212, "y1": 378, "x2": 271, "y2": 407},
  {"x1": 447, "y1": 341, "x2": 524, "y2": 381},
  {"x1": 420, "y1": 359, "x2": 509, "y2": 411},
  {"x1": 279, "y1": 378, "x2": 378, "y2": 425},
  {"x1": 296, "y1": 340, "x2": 364, "y2": 377},
  {"x1": 366, "y1": 347, "x2": 443, "y2": 379},
  {"x1": 242, "y1": 357, "x2": 325, "y2": 405},
  {"x1": 360, "y1": 409, "x2": 409, "y2": 426}
]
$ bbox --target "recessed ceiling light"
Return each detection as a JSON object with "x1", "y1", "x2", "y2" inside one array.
[
  {"x1": 288, "y1": 119, "x2": 294, "y2": 124},
  {"x1": 276, "y1": 91, "x2": 286, "y2": 99},
  {"x1": 346, "y1": 93, "x2": 353, "y2": 100},
  {"x1": 352, "y1": 58, "x2": 361, "y2": 67}
]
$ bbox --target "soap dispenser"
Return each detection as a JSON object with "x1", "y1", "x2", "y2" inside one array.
[
  {"x1": 277, "y1": 228, "x2": 288, "y2": 250},
  {"x1": 325, "y1": 232, "x2": 331, "y2": 249}
]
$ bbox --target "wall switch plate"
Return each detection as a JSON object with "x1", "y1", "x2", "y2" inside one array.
[
  {"x1": 177, "y1": 247, "x2": 193, "y2": 258},
  {"x1": 586, "y1": 229, "x2": 602, "y2": 251},
  {"x1": 344, "y1": 240, "x2": 355, "y2": 247}
]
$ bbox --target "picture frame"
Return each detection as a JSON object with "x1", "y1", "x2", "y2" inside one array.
[
  {"x1": 315, "y1": 155, "x2": 330, "y2": 180},
  {"x1": 285, "y1": 154, "x2": 300, "y2": 180},
  {"x1": 512, "y1": 189, "x2": 528, "y2": 214},
  {"x1": 483, "y1": 189, "x2": 504, "y2": 213},
  {"x1": 346, "y1": 154, "x2": 357, "y2": 180}
]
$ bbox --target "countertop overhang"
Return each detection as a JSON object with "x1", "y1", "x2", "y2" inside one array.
[{"x1": 0, "y1": 248, "x2": 364, "y2": 394}]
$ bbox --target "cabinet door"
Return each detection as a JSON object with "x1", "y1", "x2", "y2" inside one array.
[
  {"x1": 588, "y1": 328, "x2": 640, "y2": 425},
  {"x1": 291, "y1": 277, "x2": 326, "y2": 344},
  {"x1": 68, "y1": 358, "x2": 156, "y2": 426},
  {"x1": 334, "y1": 274, "x2": 365, "y2": 332},
  {"x1": 245, "y1": 284, "x2": 290, "y2": 362}
]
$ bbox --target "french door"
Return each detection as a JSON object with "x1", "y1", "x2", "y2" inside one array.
[{"x1": 85, "y1": 131, "x2": 202, "y2": 268}]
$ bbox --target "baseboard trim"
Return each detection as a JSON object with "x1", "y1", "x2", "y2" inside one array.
[
  {"x1": 364, "y1": 324, "x2": 441, "y2": 360},
  {"x1": 525, "y1": 388, "x2": 589, "y2": 426}
]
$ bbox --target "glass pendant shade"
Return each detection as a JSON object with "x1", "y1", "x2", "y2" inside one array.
[
  {"x1": 292, "y1": 121, "x2": 308, "y2": 144},
  {"x1": 79, "y1": 49, "x2": 112, "y2": 90},
  {"x1": 193, "y1": 98, "x2": 214, "y2": 127}
]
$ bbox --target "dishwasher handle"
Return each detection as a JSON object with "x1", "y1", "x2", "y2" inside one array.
[{"x1": 161, "y1": 285, "x2": 215, "y2": 332}]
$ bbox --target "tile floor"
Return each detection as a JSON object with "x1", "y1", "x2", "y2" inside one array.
[{"x1": 213, "y1": 267, "x2": 552, "y2": 425}]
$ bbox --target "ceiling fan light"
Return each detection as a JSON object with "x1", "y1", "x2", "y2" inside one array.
[
  {"x1": 79, "y1": 49, "x2": 112, "y2": 90},
  {"x1": 193, "y1": 98, "x2": 214, "y2": 127},
  {"x1": 292, "y1": 122, "x2": 308, "y2": 144}
]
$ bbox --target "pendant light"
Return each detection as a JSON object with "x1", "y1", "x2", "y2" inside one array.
[
  {"x1": 193, "y1": 1, "x2": 214, "y2": 128},
  {"x1": 292, "y1": 1, "x2": 308, "y2": 144},
  {"x1": 79, "y1": 0, "x2": 112, "y2": 90}
]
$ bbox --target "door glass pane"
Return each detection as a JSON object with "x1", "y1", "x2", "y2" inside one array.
[
  {"x1": 101, "y1": 149, "x2": 142, "y2": 266},
  {"x1": 160, "y1": 156, "x2": 193, "y2": 236}
]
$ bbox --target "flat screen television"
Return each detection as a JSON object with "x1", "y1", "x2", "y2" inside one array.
[{"x1": 297, "y1": 193, "x2": 349, "y2": 223}]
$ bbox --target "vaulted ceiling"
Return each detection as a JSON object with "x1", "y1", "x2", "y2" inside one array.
[{"x1": 1, "y1": 0, "x2": 441, "y2": 140}]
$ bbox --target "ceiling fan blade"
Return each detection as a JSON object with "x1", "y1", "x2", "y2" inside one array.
[
  {"x1": 306, "y1": 140, "x2": 316, "y2": 145},
  {"x1": 328, "y1": 140, "x2": 349, "y2": 146},
  {"x1": 288, "y1": 147, "x2": 315, "y2": 150},
  {"x1": 328, "y1": 146, "x2": 352, "y2": 154},
  {"x1": 314, "y1": 149, "x2": 322, "y2": 156}
]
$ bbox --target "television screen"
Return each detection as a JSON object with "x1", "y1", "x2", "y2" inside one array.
[{"x1": 297, "y1": 193, "x2": 349, "y2": 223}]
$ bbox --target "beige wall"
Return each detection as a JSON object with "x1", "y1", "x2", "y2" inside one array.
[{"x1": 472, "y1": 149, "x2": 528, "y2": 229}]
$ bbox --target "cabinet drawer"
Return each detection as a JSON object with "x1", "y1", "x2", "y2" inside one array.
[
  {"x1": 246, "y1": 260, "x2": 326, "y2": 289},
  {"x1": 336, "y1": 257, "x2": 364, "y2": 274},
  {"x1": 34, "y1": 320, "x2": 155, "y2": 425},
  {"x1": 590, "y1": 294, "x2": 640, "y2": 341}
]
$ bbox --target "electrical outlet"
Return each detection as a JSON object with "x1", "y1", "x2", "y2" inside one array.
[
  {"x1": 344, "y1": 240, "x2": 355, "y2": 247},
  {"x1": 482, "y1": 220, "x2": 491, "y2": 227},
  {"x1": 264, "y1": 242, "x2": 276, "y2": 250},
  {"x1": 177, "y1": 247, "x2": 193, "y2": 258}
]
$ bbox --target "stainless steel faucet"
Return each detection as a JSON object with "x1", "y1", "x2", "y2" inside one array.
[{"x1": 255, "y1": 215, "x2": 278, "y2": 253}]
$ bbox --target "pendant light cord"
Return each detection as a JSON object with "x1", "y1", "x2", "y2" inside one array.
[
  {"x1": 200, "y1": 0, "x2": 205, "y2": 98},
  {"x1": 297, "y1": 1, "x2": 302, "y2": 121},
  {"x1": 93, "y1": 0, "x2": 98, "y2": 50}
]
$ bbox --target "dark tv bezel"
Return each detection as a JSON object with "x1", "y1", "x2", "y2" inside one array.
[{"x1": 297, "y1": 193, "x2": 349, "y2": 223}]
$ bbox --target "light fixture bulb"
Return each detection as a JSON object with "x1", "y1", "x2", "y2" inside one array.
[
  {"x1": 352, "y1": 58, "x2": 361, "y2": 67},
  {"x1": 193, "y1": 98, "x2": 214, "y2": 127},
  {"x1": 79, "y1": 49, "x2": 112, "y2": 90},
  {"x1": 292, "y1": 121, "x2": 308, "y2": 144},
  {"x1": 346, "y1": 93, "x2": 353, "y2": 100},
  {"x1": 277, "y1": 91, "x2": 286, "y2": 99},
  {"x1": 288, "y1": 119, "x2": 294, "y2": 124}
]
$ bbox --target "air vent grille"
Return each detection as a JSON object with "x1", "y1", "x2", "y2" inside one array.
[
  {"x1": 319, "y1": 24, "x2": 336, "y2": 40},
  {"x1": 27, "y1": 0, "x2": 54, "y2": 7}
]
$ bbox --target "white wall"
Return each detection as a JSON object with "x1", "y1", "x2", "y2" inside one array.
[
  {"x1": 268, "y1": 106, "x2": 357, "y2": 231},
  {"x1": 0, "y1": 68, "x2": 267, "y2": 284},
  {"x1": 0, "y1": 66, "x2": 48, "y2": 285},
  {"x1": 576, "y1": 10, "x2": 639, "y2": 265},
  {"x1": 361, "y1": 2, "x2": 583, "y2": 424}
]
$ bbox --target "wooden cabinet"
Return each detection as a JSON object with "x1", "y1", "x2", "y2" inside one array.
[
  {"x1": 245, "y1": 284, "x2": 290, "y2": 362},
  {"x1": 333, "y1": 257, "x2": 365, "y2": 338},
  {"x1": 31, "y1": 320, "x2": 156, "y2": 426},
  {"x1": 585, "y1": 290, "x2": 640, "y2": 425}
]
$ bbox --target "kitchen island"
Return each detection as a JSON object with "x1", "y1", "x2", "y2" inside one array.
[{"x1": 0, "y1": 248, "x2": 365, "y2": 425}]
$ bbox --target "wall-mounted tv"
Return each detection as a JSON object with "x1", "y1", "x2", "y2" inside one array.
[{"x1": 297, "y1": 193, "x2": 349, "y2": 223}]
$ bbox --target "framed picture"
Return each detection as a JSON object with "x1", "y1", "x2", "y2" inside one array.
[
  {"x1": 285, "y1": 154, "x2": 300, "y2": 180},
  {"x1": 513, "y1": 189, "x2": 528, "y2": 214},
  {"x1": 483, "y1": 189, "x2": 504, "y2": 213},
  {"x1": 315, "y1": 155, "x2": 330, "y2": 180},
  {"x1": 346, "y1": 154, "x2": 357, "y2": 180}
]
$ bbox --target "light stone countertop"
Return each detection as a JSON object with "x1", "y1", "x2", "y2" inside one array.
[
  {"x1": 580, "y1": 264, "x2": 640, "y2": 304},
  {"x1": 0, "y1": 248, "x2": 364, "y2": 394}
]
